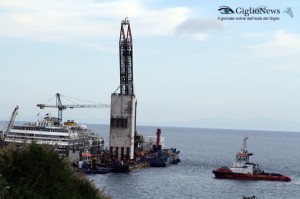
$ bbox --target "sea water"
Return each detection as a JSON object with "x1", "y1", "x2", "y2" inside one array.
[{"x1": 88, "y1": 125, "x2": 300, "y2": 199}]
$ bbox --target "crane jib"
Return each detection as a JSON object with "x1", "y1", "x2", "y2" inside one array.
[{"x1": 36, "y1": 93, "x2": 110, "y2": 122}]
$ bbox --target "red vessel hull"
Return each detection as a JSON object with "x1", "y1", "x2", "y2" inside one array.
[{"x1": 213, "y1": 168, "x2": 291, "y2": 182}]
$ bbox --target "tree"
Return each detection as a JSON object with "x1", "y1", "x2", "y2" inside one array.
[{"x1": 0, "y1": 143, "x2": 111, "y2": 199}]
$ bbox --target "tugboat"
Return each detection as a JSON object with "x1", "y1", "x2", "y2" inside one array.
[{"x1": 213, "y1": 137, "x2": 291, "y2": 182}]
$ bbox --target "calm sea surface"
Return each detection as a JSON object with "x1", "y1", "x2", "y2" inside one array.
[
  {"x1": 88, "y1": 124, "x2": 300, "y2": 199},
  {"x1": 1, "y1": 122, "x2": 300, "y2": 198}
]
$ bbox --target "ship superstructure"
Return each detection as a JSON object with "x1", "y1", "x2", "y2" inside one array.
[
  {"x1": 3, "y1": 116, "x2": 103, "y2": 152},
  {"x1": 229, "y1": 137, "x2": 258, "y2": 175}
]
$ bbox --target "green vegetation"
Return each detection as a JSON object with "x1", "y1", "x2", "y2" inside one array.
[{"x1": 0, "y1": 143, "x2": 111, "y2": 199}]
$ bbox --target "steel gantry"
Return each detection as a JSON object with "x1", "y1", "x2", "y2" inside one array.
[{"x1": 119, "y1": 17, "x2": 134, "y2": 96}]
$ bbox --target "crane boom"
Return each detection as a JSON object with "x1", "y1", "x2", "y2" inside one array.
[
  {"x1": 65, "y1": 104, "x2": 110, "y2": 108},
  {"x1": 2, "y1": 105, "x2": 19, "y2": 139},
  {"x1": 37, "y1": 104, "x2": 110, "y2": 109},
  {"x1": 37, "y1": 93, "x2": 110, "y2": 122}
]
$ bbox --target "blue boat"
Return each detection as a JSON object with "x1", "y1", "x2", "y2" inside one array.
[{"x1": 141, "y1": 148, "x2": 180, "y2": 167}]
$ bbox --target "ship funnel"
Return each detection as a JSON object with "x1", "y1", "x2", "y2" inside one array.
[{"x1": 156, "y1": 128, "x2": 161, "y2": 150}]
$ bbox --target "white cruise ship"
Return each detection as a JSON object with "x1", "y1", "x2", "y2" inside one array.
[{"x1": 1, "y1": 114, "x2": 104, "y2": 153}]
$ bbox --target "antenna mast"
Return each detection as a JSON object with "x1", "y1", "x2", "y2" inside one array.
[{"x1": 242, "y1": 136, "x2": 248, "y2": 152}]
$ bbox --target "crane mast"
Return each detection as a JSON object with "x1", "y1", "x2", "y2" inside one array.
[
  {"x1": 119, "y1": 17, "x2": 134, "y2": 96},
  {"x1": 56, "y1": 93, "x2": 64, "y2": 123}
]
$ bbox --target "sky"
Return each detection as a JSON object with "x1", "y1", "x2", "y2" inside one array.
[{"x1": 1, "y1": 0, "x2": 300, "y2": 132}]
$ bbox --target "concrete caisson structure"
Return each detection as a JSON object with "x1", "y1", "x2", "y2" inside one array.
[{"x1": 110, "y1": 94, "x2": 137, "y2": 159}]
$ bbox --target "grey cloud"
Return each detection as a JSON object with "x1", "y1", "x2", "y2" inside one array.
[{"x1": 175, "y1": 18, "x2": 224, "y2": 35}]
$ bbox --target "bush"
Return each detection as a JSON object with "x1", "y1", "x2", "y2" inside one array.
[{"x1": 0, "y1": 143, "x2": 111, "y2": 199}]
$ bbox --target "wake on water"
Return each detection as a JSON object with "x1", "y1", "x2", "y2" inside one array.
[{"x1": 293, "y1": 179, "x2": 300, "y2": 186}]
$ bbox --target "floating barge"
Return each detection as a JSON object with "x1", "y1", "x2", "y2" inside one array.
[
  {"x1": 74, "y1": 129, "x2": 180, "y2": 174},
  {"x1": 77, "y1": 160, "x2": 150, "y2": 174},
  {"x1": 75, "y1": 152, "x2": 150, "y2": 174}
]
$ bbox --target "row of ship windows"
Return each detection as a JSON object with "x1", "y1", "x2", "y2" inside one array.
[
  {"x1": 6, "y1": 138, "x2": 70, "y2": 143},
  {"x1": 13, "y1": 127, "x2": 68, "y2": 133},
  {"x1": 6, "y1": 136, "x2": 88, "y2": 142},
  {"x1": 8, "y1": 134, "x2": 90, "y2": 140},
  {"x1": 8, "y1": 133, "x2": 68, "y2": 139}
]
